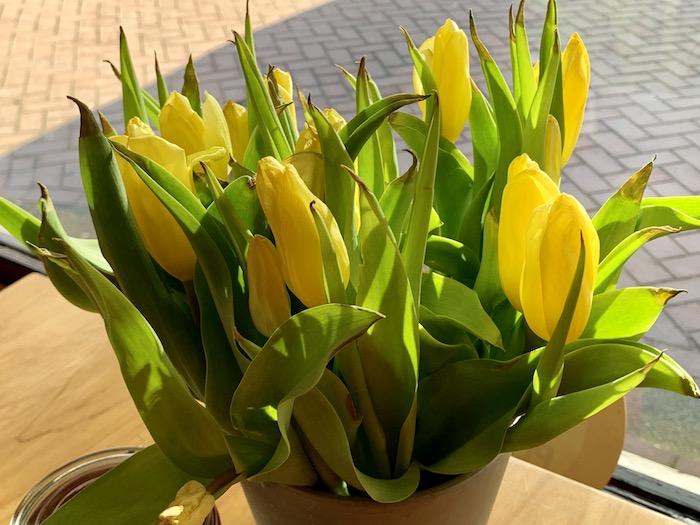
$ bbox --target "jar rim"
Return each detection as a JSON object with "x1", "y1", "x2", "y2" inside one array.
[{"x1": 11, "y1": 447, "x2": 141, "y2": 525}]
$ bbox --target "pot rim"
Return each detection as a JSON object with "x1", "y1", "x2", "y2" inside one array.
[{"x1": 245, "y1": 453, "x2": 510, "y2": 504}]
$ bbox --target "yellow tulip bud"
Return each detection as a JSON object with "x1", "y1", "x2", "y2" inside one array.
[
  {"x1": 158, "y1": 480, "x2": 215, "y2": 525},
  {"x1": 246, "y1": 235, "x2": 291, "y2": 337},
  {"x1": 543, "y1": 115, "x2": 562, "y2": 185},
  {"x1": 256, "y1": 156, "x2": 349, "y2": 307},
  {"x1": 112, "y1": 118, "x2": 196, "y2": 281},
  {"x1": 413, "y1": 19, "x2": 471, "y2": 142},
  {"x1": 561, "y1": 32, "x2": 590, "y2": 165},
  {"x1": 160, "y1": 92, "x2": 230, "y2": 180},
  {"x1": 159, "y1": 92, "x2": 207, "y2": 155},
  {"x1": 520, "y1": 193, "x2": 599, "y2": 343},
  {"x1": 272, "y1": 68, "x2": 297, "y2": 128},
  {"x1": 498, "y1": 154, "x2": 559, "y2": 311},
  {"x1": 293, "y1": 108, "x2": 347, "y2": 197},
  {"x1": 223, "y1": 100, "x2": 249, "y2": 162}
]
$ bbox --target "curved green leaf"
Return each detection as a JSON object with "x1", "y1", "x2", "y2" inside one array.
[
  {"x1": 425, "y1": 235, "x2": 480, "y2": 287},
  {"x1": 593, "y1": 160, "x2": 653, "y2": 259},
  {"x1": 340, "y1": 93, "x2": 427, "y2": 161},
  {"x1": 119, "y1": 28, "x2": 148, "y2": 124},
  {"x1": 595, "y1": 226, "x2": 679, "y2": 293},
  {"x1": 560, "y1": 341, "x2": 700, "y2": 399},
  {"x1": 59, "y1": 242, "x2": 231, "y2": 477},
  {"x1": 389, "y1": 111, "x2": 473, "y2": 239},
  {"x1": 583, "y1": 286, "x2": 682, "y2": 340},
  {"x1": 230, "y1": 304, "x2": 383, "y2": 479},
  {"x1": 637, "y1": 203, "x2": 700, "y2": 232},
  {"x1": 348, "y1": 169, "x2": 420, "y2": 475},
  {"x1": 71, "y1": 99, "x2": 206, "y2": 397},
  {"x1": 470, "y1": 12, "x2": 522, "y2": 214},
  {"x1": 421, "y1": 270, "x2": 503, "y2": 348},
  {"x1": 504, "y1": 356, "x2": 659, "y2": 451},
  {"x1": 417, "y1": 352, "x2": 538, "y2": 474}
]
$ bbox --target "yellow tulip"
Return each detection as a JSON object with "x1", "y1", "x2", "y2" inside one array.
[
  {"x1": 543, "y1": 115, "x2": 562, "y2": 185},
  {"x1": 294, "y1": 108, "x2": 347, "y2": 197},
  {"x1": 256, "y1": 156, "x2": 349, "y2": 307},
  {"x1": 111, "y1": 117, "x2": 196, "y2": 281},
  {"x1": 246, "y1": 235, "x2": 291, "y2": 336},
  {"x1": 272, "y1": 68, "x2": 297, "y2": 129},
  {"x1": 160, "y1": 91, "x2": 231, "y2": 180},
  {"x1": 520, "y1": 193, "x2": 599, "y2": 343},
  {"x1": 498, "y1": 154, "x2": 559, "y2": 311},
  {"x1": 561, "y1": 32, "x2": 590, "y2": 164},
  {"x1": 158, "y1": 481, "x2": 215, "y2": 525},
  {"x1": 223, "y1": 100, "x2": 249, "y2": 162},
  {"x1": 413, "y1": 19, "x2": 471, "y2": 142}
]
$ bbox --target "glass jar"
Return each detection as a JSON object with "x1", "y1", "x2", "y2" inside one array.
[{"x1": 11, "y1": 447, "x2": 221, "y2": 525}]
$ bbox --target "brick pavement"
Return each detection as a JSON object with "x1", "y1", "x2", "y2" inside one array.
[{"x1": 2, "y1": 0, "x2": 700, "y2": 474}]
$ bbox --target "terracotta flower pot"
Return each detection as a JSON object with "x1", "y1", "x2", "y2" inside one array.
[{"x1": 242, "y1": 454, "x2": 509, "y2": 525}]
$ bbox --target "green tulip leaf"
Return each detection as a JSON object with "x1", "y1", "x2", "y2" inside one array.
[
  {"x1": 422, "y1": 270, "x2": 503, "y2": 349},
  {"x1": 504, "y1": 356, "x2": 659, "y2": 452},
  {"x1": 473, "y1": 210, "x2": 505, "y2": 311},
  {"x1": 389, "y1": 111, "x2": 473, "y2": 239},
  {"x1": 418, "y1": 323, "x2": 478, "y2": 378},
  {"x1": 154, "y1": 52, "x2": 168, "y2": 108},
  {"x1": 310, "y1": 104, "x2": 356, "y2": 254},
  {"x1": 339, "y1": 93, "x2": 427, "y2": 161},
  {"x1": 347, "y1": 168, "x2": 420, "y2": 475},
  {"x1": 230, "y1": 304, "x2": 383, "y2": 479},
  {"x1": 522, "y1": 28, "x2": 560, "y2": 165},
  {"x1": 43, "y1": 446, "x2": 212, "y2": 525},
  {"x1": 593, "y1": 160, "x2": 654, "y2": 259},
  {"x1": 417, "y1": 352, "x2": 538, "y2": 474},
  {"x1": 469, "y1": 81, "x2": 499, "y2": 189},
  {"x1": 119, "y1": 28, "x2": 148, "y2": 125},
  {"x1": 379, "y1": 150, "x2": 418, "y2": 244},
  {"x1": 583, "y1": 287, "x2": 682, "y2": 340},
  {"x1": 355, "y1": 58, "x2": 386, "y2": 198},
  {"x1": 402, "y1": 100, "x2": 441, "y2": 305},
  {"x1": 512, "y1": 0, "x2": 536, "y2": 119},
  {"x1": 181, "y1": 55, "x2": 202, "y2": 116},
  {"x1": 193, "y1": 266, "x2": 242, "y2": 433},
  {"x1": 425, "y1": 235, "x2": 480, "y2": 287},
  {"x1": 71, "y1": 99, "x2": 206, "y2": 397},
  {"x1": 560, "y1": 341, "x2": 700, "y2": 399},
  {"x1": 233, "y1": 33, "x2": 291, "y2": 158},
  {"x1": 637, "y1": 202, "x2": 700, "y2": 232},
  {"x1": 293, "y1": 380, "x2": 421, "y2": 502},
  {"x1": 470, "y1": 12, "x2": 522, "y2": 214},
  {"x1": 595, "y1": 226, "x2": 679, "y2": 293},
  {"x1": 58, "y1": 241, "x2": 231, "y2": 477}
]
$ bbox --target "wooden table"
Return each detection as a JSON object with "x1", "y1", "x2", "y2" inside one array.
[{"x1": 0, "y1": 274, "x2": 679, "y2": 524}]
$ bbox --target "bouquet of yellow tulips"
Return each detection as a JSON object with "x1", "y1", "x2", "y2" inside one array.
[{"x1": 2, "y1": 1, "x2": 699, "y2": 523}]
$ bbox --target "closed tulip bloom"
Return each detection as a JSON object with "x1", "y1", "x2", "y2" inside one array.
[
  {"x1": 158, "y1": 481, "x2": 215, "y2": 525},
  {"x1": 256, "y1": 156, "x2": 349, "y2": 307},
  {"x1": 413, "y1": 19, "x2": 471, "y2": 142},
  {"x1": 111, "y1": 117, "x2": 196, "y2": 281},
  {"x1": 499, "y1": 154, "x2": 559, "y2": 311},
  {"x1": 520, "y1": 193, "x2": 599, "y2": 343},
  {"x1": 272, "y1": 68, "x2": 297, "y2": 128},
  {"x1": 246, "y1": 235, "x2": 291, "y2": 336},
  {"x1": 160, "y1": 91, "x2": 230, "y2": 180},
  {"x1": 561, "y1": 32, "x2": 590, "y2": 165},
  {"x1": 223, "y1": 100, "x2": 249, "y2": 162}
]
